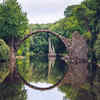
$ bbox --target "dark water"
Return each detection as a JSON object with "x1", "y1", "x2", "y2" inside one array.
[{"x1": 0, "y1": 55, "x2": 100, "y2": 100}]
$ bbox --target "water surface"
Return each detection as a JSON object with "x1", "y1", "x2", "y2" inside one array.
[{"x1": 0, "y1": 55, "x2": 100, "y2": 100}]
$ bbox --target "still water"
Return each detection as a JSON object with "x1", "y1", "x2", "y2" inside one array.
[
  {"x1": 23, "y1": 55, "x2": 67, "y2": 100},
  {"x1": 0, "y1": 55, "x2": 100, "y2": 100},
  {"x1": 25, "y1": 82, "x2": 65, "y2": 100}
]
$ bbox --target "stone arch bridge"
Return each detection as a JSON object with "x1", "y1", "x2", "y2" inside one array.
[{"x1": 7, "y1": 30, "x2": 88, "y2": 91}]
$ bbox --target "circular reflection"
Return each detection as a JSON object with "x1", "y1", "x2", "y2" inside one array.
[
  {"x1": 17, "y1": 55, "x2": 68, "y2": 90},
  {"x1": 16, "y1": 30, "x2": 68, "y2": 90}
]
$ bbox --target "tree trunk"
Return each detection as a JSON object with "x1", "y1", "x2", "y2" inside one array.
[{"x1": 8, "y1": 38, "x2": 16, "y2": 75}]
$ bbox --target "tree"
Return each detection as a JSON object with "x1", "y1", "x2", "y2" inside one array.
[
  {"x1": 64, "y1": 5, "x2": 78, "y2": 17},
  {"x1": 0, "y1": 0, "x2": 29, "y2": 79},
  {"x1": 0, "y1": 0, "x2": 28, "y2": 45},
  {"x1": 0, "y1": 78, "x2": 27, "y2": 100},
  {"x1": 0, "y1": 39, "x2": 9, "y2": 61},
  {"x1": 94, "y1": 33, "x2": 100, "y2": 64}
]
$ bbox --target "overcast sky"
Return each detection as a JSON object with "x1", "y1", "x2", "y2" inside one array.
[
  {"x1": 0, "y1": 0, "x2": 84, "y2": 24},
  {"x1": 17, "y1": 0, "x2": 84, "y2": 24}
]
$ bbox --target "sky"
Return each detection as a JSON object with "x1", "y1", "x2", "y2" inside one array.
[
  {"x1": 17, "y1": 0, "x2": 84, "y2": 24},
  {"x1": 0, "y1": 0, "x2": 84, "y2": 24},
  {"x1": 25, "y1": 82, "x2": 66, "y2": 100}
]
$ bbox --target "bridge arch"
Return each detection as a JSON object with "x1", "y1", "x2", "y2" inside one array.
[
  {"x1": 16, "y1": 30, "x2": 70, "y2": 91},
  {"x1": 16, "y1": 30, "x2": 71, "y2": 50}
]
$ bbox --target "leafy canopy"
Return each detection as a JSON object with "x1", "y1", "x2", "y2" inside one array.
[{"x1": 0, "y1": 0, "x2": 28, "y2": 42}]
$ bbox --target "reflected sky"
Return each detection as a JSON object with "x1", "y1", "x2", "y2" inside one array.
[{"x1": 25, "y1": 83, "x2": 65, "y2": 100}]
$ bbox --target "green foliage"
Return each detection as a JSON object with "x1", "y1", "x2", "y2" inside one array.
[
  {"x1": 29, "y1": 24, "x2": 50, "y2": 54},
  {"x1": 29, "y1": 24, "x2": 49, "y2": 31},
  {"x1": 0, "y1": 1, "x2": 100, "y2": 100},
  {"x1": 30, "y1": 32, "x2": 48, "y2": 54},
  {"x1": 0, "y1": 39, "x2": 9, "y2": 82},
  {"x1": 29, "y1": 56, "x2": 48, "y2": 82},
  {"x1": 0, "y1": 0, "x2": 28, "y2": 42},
  {"x1": 17, "y1": 58, "x2": 32, "y2": 82},
  {"x1": 64, "y1": 5, "x2": 78, "y2": 17},
  {"x1": 0, "y1": 39, "x2": 9, "y2": 60},
  {"x1": 94, "y1": 33, "x2": 100, "y2": 63},
  {"x1": 59, "y1": 85, "x2": 78, "y2": 100},
  {"x1": 17, "y1": 30, "x2": 31, "y2": 81},
  {"x1": 50, "y1": 6, "x2": 85, "y2": 37},
  {"x1": 48, "y1": 58, "x2": 67, "y2": 83},
  {"x1": 50, "y1": 18, "x2": 70, "y2": 37},
  {"x1": 86, "y1": 0, "x2": 100, "y2": 10},
  {"x1": 74, "y1": 3, "x2": 96, "y2": 21},
  {"x1": 0, "y1": 81, "x2": 27, "y2": 100},
  {"x1": 0, "y1": 62, "x2": 9, "y2": 83},
  {"x1": 83, "y1": 31, "x2": 92, "y2": 40}
]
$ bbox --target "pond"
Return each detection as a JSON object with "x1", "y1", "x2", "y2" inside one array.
[
  {"x1": 25, "y1": 82, "x2": 65, "y2": 100},
  {"x1": 0, "y1": 55, "x2": 100, "y2": 100}
]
